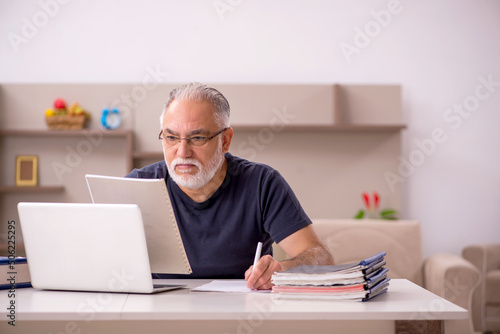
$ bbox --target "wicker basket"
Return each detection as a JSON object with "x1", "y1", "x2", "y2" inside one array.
[{"x1": 45, "y1": 115, "x2": 86, "y2": 130}]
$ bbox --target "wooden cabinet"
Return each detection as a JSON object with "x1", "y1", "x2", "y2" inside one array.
[
  {"x1": 132, "y1": 83, "x2": 405, "y2": 165},
  {"x1": 0, "y1": 129, "x2": 133, "y2": 255},
  {"x1": 0, "y1": 129, "x2": 133, "y2": 186},
  {"x1": 0, "y1": 83, "x2": 406, "y2": 255}
]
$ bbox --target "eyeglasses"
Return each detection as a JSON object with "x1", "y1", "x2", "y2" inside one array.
[{"x1": 159, "y1": 127, "x2": 228, "y2": 147}]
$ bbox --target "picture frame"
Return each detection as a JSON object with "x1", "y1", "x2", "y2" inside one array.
[{"x1": 16, "y1": 155, "x2": 38, "y2": 186}]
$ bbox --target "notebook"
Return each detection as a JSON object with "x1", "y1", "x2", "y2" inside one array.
[
  {"x1": 17, "y1": 202, "x2": 185, "y2": 294},
  {"x1": 85, "y1": 174, "x2": 192, "y2": 275}
]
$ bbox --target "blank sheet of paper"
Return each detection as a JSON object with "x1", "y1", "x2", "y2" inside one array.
[{"x1": 191, "y1": 280, "x2": 272, "y2": 293}]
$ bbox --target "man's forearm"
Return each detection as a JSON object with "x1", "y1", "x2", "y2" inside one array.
[{"x1": 278, "y1": 244, "x2": 335, "y2": 272}]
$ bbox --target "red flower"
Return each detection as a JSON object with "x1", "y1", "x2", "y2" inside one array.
[
  {"x1": 362, "y1": 192, "x2": 370, "y2": 210},
  {"x1": 373, "y1": 191, "x2": 380, "y2": 210}
]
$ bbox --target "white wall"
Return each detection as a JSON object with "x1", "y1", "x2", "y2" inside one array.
[{"x1": 1, "y1": 0, "x2": 499, "y2": 258}]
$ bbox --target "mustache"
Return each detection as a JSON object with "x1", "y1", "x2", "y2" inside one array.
[{"x1": 171, "y1": 158, "x2": 201, "y2": 169}]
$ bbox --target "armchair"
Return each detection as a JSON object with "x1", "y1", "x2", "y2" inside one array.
[
  {"x1": 274, "y1": 219, "x2": 481, "y2": 334},
  {"x1": 463, "y1": 244, "x2": 500, "y2": 333}
]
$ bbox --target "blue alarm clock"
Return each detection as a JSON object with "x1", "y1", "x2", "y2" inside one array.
[{"x1": 101, "y1": 108, "x2": 121, "y2": 130}]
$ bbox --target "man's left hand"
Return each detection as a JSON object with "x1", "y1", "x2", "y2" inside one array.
[{"x1": 244, "y1": 255, "x2": 282, "y2": 290}]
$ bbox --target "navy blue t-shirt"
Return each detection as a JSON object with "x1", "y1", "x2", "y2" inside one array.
[{"x1": 125, "y1": 153, "x2": 311, "y2": 279}]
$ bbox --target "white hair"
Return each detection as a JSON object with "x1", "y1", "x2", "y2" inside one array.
[{"x1": 159, "y1": 82, "x2": 230, "y2": 128}]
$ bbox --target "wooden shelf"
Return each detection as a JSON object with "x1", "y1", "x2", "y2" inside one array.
[
  {"x1": 0, "y1": 83, "x2": 408, "y2": 228},
  {"x1": 232, "y1": 124, "x2": 406, "y2": 131},
  {"x1": 0, "y1": 129, "x2": 132, "y2": 137},
  {"x1": 0, "y1": 185, "x2": 65, "y2": 194},
  {"x1": 0, "y1": 128, "x2": 134, "y2": 172},
  {"x1": 133, "y1": 124, "x2": 406, "y2": 161}
]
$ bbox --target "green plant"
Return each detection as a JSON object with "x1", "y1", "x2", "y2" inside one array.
[{"x1": 354, "y1": 191, "x2": 398, "y2": 220}]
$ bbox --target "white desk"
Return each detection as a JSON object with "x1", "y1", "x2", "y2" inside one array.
[{"x1": 0, "y1": 279, "x2": 467, "y2": 334}]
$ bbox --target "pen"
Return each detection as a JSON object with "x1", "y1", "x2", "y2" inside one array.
[{"x1": 253, "y1": 242, "x2": 263, "y2": 269}]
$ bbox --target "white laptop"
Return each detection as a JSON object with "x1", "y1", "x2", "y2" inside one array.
[{"x1": 17, "y1": 202, "x2": 185, "y2": 294}]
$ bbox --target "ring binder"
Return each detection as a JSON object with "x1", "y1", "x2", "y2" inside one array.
[{"x1": 85, "y1": 174, "x2": 192, "y2": 274}]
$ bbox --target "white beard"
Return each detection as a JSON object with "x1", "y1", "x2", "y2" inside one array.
[{"x1": 166, "y1": 140, "x2": 225, "y2": 189}]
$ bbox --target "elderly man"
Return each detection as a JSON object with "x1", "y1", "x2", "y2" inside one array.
[{"x1": 126, "y1": 82, "x2": 334, "y2": 290}]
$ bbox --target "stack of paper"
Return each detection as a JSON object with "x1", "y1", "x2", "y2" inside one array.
[
  {"x1": 271, "y1": 252, "x2": 389, "y2": 301},
  {"x1": 0, "y1": 256, "x2": 31, "y2": 290}
]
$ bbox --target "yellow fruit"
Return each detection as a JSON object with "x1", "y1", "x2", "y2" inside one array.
[
  {"x1": 68, "y1": 102, "x2": 79, "y2": 114},
  {"x1": 73, "y1": 106, "x2": 84, "y2": 115},
  {"x1": 45, "y1": 108, "x2": 55, "y2": 117}
]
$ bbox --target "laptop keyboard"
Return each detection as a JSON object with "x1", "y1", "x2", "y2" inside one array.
[{"x1": 153, "y1": 284, "x2": 182, "y2": 288}]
